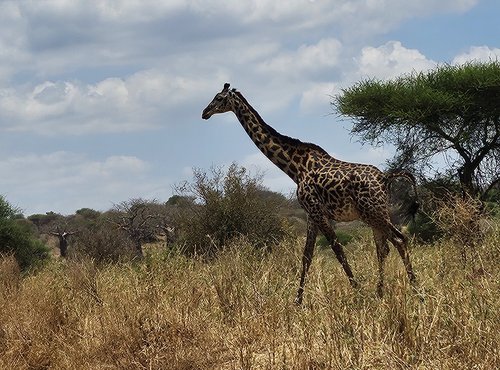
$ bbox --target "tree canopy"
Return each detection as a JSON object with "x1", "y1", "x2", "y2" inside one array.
[{"x1": 334, "y1": 61, "x2": 500, "y2": 197}]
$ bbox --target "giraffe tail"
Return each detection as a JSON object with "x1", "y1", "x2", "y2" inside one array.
[{"x1": 385, "y1": 171, "x2": 420, "y2": 220}]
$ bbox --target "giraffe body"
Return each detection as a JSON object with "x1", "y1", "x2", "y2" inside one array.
[{"x1": 202, "y1": 83, "x2": 418, "y2": 304}]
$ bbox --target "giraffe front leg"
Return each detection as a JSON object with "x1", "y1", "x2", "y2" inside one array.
[
  {"x1": 295, "y1": 220, "x2": 318, "y2": 305},
  {"x1": 313, "y1": 215, "x2": 359, "y2": 290},
  {"x1": 330, "y1": 240, "x2": 359, "y2": 289}
]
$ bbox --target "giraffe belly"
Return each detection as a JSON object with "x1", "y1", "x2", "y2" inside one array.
[{"x1": 326, "y1": 201, "x2": 360, "y2": 222}]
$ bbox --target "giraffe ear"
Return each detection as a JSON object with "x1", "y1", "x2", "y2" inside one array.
[{"x1": 223, "y1": 83, "x2": 230, "y2": 91}]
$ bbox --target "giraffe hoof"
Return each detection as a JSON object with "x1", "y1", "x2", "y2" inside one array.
[
  {"x1": 350, "y1": 279, "x2": 360, "y2": 290},
  {"x1": 294, "y1": 296, "x2": 303, "y2": 305},
  {"x1": 411, "y1": 285, "x2": 425, "y2": 302},
  {"x1": 376, "y1": 282, "x2": 384, "y2": 298}
]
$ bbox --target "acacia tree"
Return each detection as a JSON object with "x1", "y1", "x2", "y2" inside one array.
[{"x1": 335, "y1": 61, "x2": 500, "y2": 197}]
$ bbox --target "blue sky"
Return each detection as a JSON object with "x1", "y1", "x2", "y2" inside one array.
[{"x1": 0, "y1": 0, "x2": 499, "y2": 215}]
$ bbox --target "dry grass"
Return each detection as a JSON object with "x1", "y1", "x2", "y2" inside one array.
[{"x1": 0, "y1": 225, "x2": 499, "y2": 370}]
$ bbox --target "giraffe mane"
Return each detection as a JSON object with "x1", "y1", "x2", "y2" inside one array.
[{"x1": 232, "y1": 90, "x2": 328, "y2": 155}]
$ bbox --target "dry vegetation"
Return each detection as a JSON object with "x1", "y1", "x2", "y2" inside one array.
[{"x1": 0, "y1": 225, "x2": 499, "y2": 369}]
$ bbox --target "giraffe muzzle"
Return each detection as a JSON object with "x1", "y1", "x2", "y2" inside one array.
[{"x1": 202, "y1": 108, "x2": 212, "y2": 120}]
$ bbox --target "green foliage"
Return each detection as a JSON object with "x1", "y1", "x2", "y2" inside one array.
[
  {"x1": 317, "y1": 230, "x2": 354, "y2": 248},
  {"x1": 335, "y1": 61, "x2": 500, "y2": 196},
  {"x1": 0, "y1": 196, "x2": 17, "y2": 219},
  {"x1": 28, "y1": 211, "x2": 63, "y2": 230},
  {"x1": 174, "y1": 163, "x2": 290, "y2": 255},
  {"x1": 0, "y1": 196, "x2": 49, "y2": 270},
  {"x1": 165, "y1": 195, "x2": 195, "y2": 207},
  {"x1": 406, "y1": 212, "x2": 443, "y2": 243},
  {"x1": 75, "y1": 208, "x2": 101, "y2": 220},
  {"x1": 482, "y1": 188, "x2": 500, "y2": 217}
]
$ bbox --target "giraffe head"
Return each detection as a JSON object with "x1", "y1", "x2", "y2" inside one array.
[{"x1": 202, "y1": 83, "x2": 234, "y2": 119}]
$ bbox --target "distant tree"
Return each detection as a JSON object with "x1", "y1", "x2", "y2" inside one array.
[
  {"x1": 335, "y1": 61, "x2": 500, "y2": 198},
  {"x1": 75, "y1": 208, "x2": 101, "y2": 220},
  {"x1": 28, "y1": 211, "x2": 63, "y2": 230},
  {"x1": 27, "y1": 210, "x2": 85, "y2": 258},
  {"x1": 0, "y1": 196, "x2": 16, "y2": 220},
  {"x1": 49, "y1": 229, "x2": 77, "y2": 258},
  {"x1": 72, "y1": 214, "x2": 135, "y2": 263},
  {"x1": 146, "y1": 203, "x2": 175, "y2": 245},
  {"x1": 109, "y1": 198, "x2": 160, "y2": 257},
  {"x1": 166, "y1": 195, "x2": 195, "y2": 207}
]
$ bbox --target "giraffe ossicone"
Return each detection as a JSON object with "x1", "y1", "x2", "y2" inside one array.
[{"x1": 202, "y1": 83, "x2": 419, "y2": 304}]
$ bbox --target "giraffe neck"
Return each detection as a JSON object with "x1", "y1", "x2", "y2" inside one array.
[{"x1": 231, "y1": 91, "x2": 303, "y2": 183}]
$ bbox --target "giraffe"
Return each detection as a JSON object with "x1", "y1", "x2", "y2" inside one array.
[{"x1": 202, "y1": 83, "x2": 418, "y2": 304}]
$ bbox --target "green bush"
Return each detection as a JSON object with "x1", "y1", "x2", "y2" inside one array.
[
  {"x1": 0, "y1": 196, "x2": 49, "y2": 270},
  {"x1": 483, "y1": 188, "x2": 500, "y2": 218},
  {"x1": 316, "y1": 230, "x2": 355, "y2": 249},
  {"x1": 407, "y1": 212, "x2": 443, "y2": 243},
  {"x1": 174, "y1": 163, "x2": 290, "y2": 255}
]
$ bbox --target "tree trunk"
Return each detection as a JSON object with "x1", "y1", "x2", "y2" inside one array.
[
  {"x1": 134, "y1": 239, "x2": 143, "y2": 258},
  {"x1": 458, "y1": 165, "x2": 478, "y2": 197},
  {"x1": 59, "y1": 237, "x2": 68, "y2": 258}
]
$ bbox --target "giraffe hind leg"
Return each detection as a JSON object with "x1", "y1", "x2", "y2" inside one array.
[
  {"x1": 373, "y1": 229, "x2": 390, "y2": 297},
  {"x1": 389, "y1": 223, "x2": 417, "y2": 285},
  {"x1": 391, "y1": 227, "x2": 423, "y2": 301}
]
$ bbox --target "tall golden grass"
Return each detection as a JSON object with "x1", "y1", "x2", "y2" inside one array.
[{"x1": 0, "y1": 226, "x2": 499, "y2": 369}]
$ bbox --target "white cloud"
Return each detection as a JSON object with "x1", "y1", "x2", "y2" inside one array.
[
  {"x1": 452, "y1": 46, "x2": 500, "y2": 65},
  {"x1": 190, "y1": 0, "x2": 478, "y2": 32},
  {"x1": 342, "y1": 146, "x2": 394, "y2": 167},
  {"x1": 258, "y1": 38, "x2": 342, "y2": 75},
  {"x1": 0, "y1": 1, "x2": 479, "y2": 130},
  {"x1": 0, "y1": 79, "x2": 140, "y2": 135},
  {"x1": 0, "y1": 2, "x2": 29, "y2": 83},
  {"x1": 0, "y1": 69, "x2": 221, "y2": 135},
  {"x1": 0, "y1": 152, "x2": 170, "y2": 215},
  {"x1": 0, "y1": 151, "x2": 149, "y2": 189},
  {"x1": 0, "y1": 0, "x2": 479, "y2": 84},
  {"x1": 300, "y1": 82, "x2": 338, "y2": 113},
  {"x1": 356, "y1": 41, "x2": 436, "y2": 80}
]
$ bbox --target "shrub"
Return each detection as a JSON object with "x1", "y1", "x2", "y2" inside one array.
[
  {"x1": 431, "y1": 193, "x2": 485, "y2": 253},
  {"x1": 0, "y1": 196, "x2": 49, "y2": 270},
  {"x1": 407, "y1": 190, "x2": 487, "y2": 248},
  {"x1": 407, "y1": 211, "x2": 443, "y2": 243},
  {"x1": 72, "y1": 216, "x2": 135, "y2": 263},
  {"x1": 174, "y1": 163, "x2": 290, "y2": 255}
]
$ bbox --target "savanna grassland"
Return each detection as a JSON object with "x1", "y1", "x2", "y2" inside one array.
[{"x1": 1, "y1": 226, "x2": 499, "y2": 370}]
